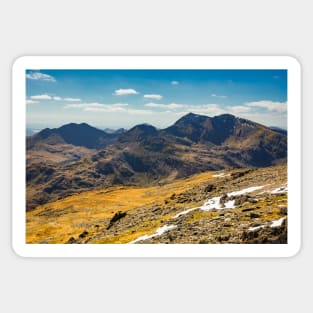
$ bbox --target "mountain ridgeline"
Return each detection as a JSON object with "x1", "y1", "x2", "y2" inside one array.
[
  {"x1": 27, "y1": 122, "x2": 118, "y2": 150},
  {"x1": 26, "y1": 113, "x2": 287, "y2": 210}
]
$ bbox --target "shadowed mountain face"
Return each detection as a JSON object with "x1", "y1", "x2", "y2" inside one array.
[
  {"x1": 27, "y1": 123, "x2": 118, "y2": 150},
  {"x1": 26, "y1": 113, "x2": 287, "y2": 211},
  {"x1": 270, "y1": 126, "x2": 287, "y2": 135},
  {"x1": 26, "y1": 123, "x2": 121, "y2": 165},
  {"x1": 118, "y1": 124, "x2": 159, "y2": 143},
  {"x1": 166, "y1": 113, "x2": 256, "y2": 144}
]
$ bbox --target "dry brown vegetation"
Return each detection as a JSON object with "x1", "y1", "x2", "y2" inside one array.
[{"x1": 26, "y1": 165, "x2": 287, "y2": 244}]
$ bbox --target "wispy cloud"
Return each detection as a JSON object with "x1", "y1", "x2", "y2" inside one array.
[
  {"x1": 29, "y1": 95, "x2": 82, "y2": 101},
  {"x1": 85, "y1": 106, "x2": 127, "y2": 113},
  {"x1": 145, "y1": 102, "x2": 227, "y2": 116},
  {"x1": 64, "y1": 102, "x2": 128, "y2": 109},
  {"x1": 145, "y1": 102, "x2": 185, "y2": 109},
  {"x1": 64, "y1": 97, "x2": 81, "y2": 102},
  {"x1": 211, "y1": 94, "x2": 227, "y2": 98},
  {"x1": 85, "y1": 107, "x2": 153, "y2": 115},
  {"x1": 30, "y1": 94, "x2": 52, "y2": 100},
  {"x1": 246, "y1": 101, "x2": 287, "y2": 113},
  {"x1": 142, "y1": 100, "x2": 285, "y2": 122},
  {"x1": 143, "y1": 94, "x2": 162, "y2": 100},
  {"x1": 184, "y1": 104, "x2": 226, "y2": 116},
  {"x1": 226, "y1": 105, "x2": 251, "y2": 114},
  {"x1": 113, "y1": 88, "x2": 139, "y2": 96},
  {"x1": 171, "y1": 81, "x2": 179, "y2": 85},
  {"x1": 26, "y1": 72, "x2": 56, "y2": 82},
  {"x1": 54, "y1": 97, "x2": 287, "y2": 129},
  {"x1": 64, "y1": 102, "x2": 152, "y2": 115},
  {"x1": 26, "y1": 99, "x2": 38, "y2": 104}
]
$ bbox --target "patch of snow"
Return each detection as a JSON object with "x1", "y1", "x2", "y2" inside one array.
[
  {"x1": 212, "y1": 172, "x2": 230, "y2": 178},
  {"x1": 199, "y1": 196, "x2": 222, "y2": 211},
  {"x1": 130, "y1": 224, "x2": 177, "y2": 244},
  {"x1": 174, "y1": 207, "x2": 198, "y2": 218},
  {"x1": 248, "y1": 225, "x2": 265, "y2": 232},
  {"x1": 270, "y1": 186, "x2": 288, "y2": 194},
  {"x1": 270, "y1": 217, "x2": 286, "y2": 228},
  {"x1": 173, "y1": 184, "x2": 270, "y2": 222},
  {"x1": 175, "y1": 196, "x2": 223, "y2": 218},
  {"x1": 224, "y1": 200, "x2": 236, "y2": 209},
  {"x1": 248, "y1": 217, "x2": 286, "y2": 232},
  {"x1": 213, "y1": 173, "x2": 225, "y2": 178},
  {"x1": 227, "y1": 185, "x2": 265, "y2": 197}
]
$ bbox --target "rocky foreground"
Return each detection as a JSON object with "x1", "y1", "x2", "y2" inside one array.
[
  {"x1": 121, "y1": 165, "x2": 287, "y2": 244},
  {"x1": 26, "y1": 164, "x2": 288, "y2": 244}
]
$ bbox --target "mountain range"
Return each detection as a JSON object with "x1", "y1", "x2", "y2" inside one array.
[{"x1": 26, "y1": 113, "x2": 287, "y2": 211}]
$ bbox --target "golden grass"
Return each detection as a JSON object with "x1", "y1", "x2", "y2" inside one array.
[
  {"x1": 185, "y1": 210, "x2": 219, "y2": 223},
  {"x1": 26, "y1": 166, "x2": 288, "y2": 244},
  {"x1": 26, "y1": 171, "x2": 215, "y2": 244}
]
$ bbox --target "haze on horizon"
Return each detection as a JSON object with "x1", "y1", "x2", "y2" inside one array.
[{"x1": 26, "y1": 69, "x2": 287, "y2": 130}]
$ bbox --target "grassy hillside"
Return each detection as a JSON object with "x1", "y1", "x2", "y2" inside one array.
[
  {"x1": 26, "y1": 114, "x2": 287, "y2": 211},
  {"x1": 26, "y1": 164, "x2": 287, "y2": 244}
]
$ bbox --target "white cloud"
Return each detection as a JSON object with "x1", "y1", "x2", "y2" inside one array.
[
  {"x1": 145, "y1": 103, "x2": 161, "y2": 108},
  {"x1": 187, "y1": 104, "x2": 226, "y2": 116},
  {"x1": 226, "y1": 105, "x2": 251, "y2": 114},
  {"x1": 145, "y1": 102, "x2": 185, "y2": 109},
  {"x1": 62, "y1": 99, "x2": 286, "y2": 128},
  {"x1": 65, "y1": 101, "x2": 153, "y2": 115},
  {"x1": 113, "y1": 88, "x2": 139, "y2": 96},
  {"x1": 64, "y1": 97, "x2": 81, "y2": 102},
  {"x1": 145, "y1": 102, "x2": 227, "y2": 115},
  {"x1": 26, "y1": 72, "x2": 56, "y2": 82},
  {"x1": 86, "y1": 107, "x2": 153, "y2": 115},
  {"x1": 143, "y1": 94, "x2": 162, "y2": 100},
  {"x1": 30, "y1": 94, "x2": 52, "y2": 100},
  {"x1": 29, "y1": 95, "x2": 81, "y2": 101},
  {"x1": 127, "y1": 109, "x2": 154, "y2": 115},
  {"x1": 234, "y1": 112, "x2": 287, "y2": 129},
  {"x1": 26, "y1": 99, "x2": 38, "y2": 104},
  {"x1": 246, "y1": 101, "x2": 287, "y2": 113},
  {"x1": 211, "y1": 94, "x2": 227, "y2": 98},
  {"x1": 85, "y1": 106, "x2": 126, "y2": 113},
  {"x1": 64, "y1": 102, "x2": 128, "y2": 110},
  {"x1": 171, "y1": 81, "x2": 179, "y2": 85}
]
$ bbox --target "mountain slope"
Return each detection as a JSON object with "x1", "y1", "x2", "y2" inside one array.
[
  {"x1": 270, "y1": 126, "x2": 287, "y2": 135},
  {"x1": 27, "y1": 122, "x2": 117, "y2": 150},
  {"x1": 26, "y1": 123, "x2": 120, "y2": 165},
  {"x1": 26, "y1": 164, "x2": 287, "y2": 244},
  {"x1": 26, "y1": 113, "x2": 287, "y2": 211}
]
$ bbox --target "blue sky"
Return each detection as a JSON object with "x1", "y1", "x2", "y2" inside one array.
[{"x1": 26, "y1": 69, "x2": 287, "y2": 130}]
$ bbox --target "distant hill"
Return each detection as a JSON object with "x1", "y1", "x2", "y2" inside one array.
[
  {"x1": 26, "y1": 123, "x2": 121, "y2": 165},
  {"x1": 104, "y1": 128, "x2": 127, "y2": 134},
  {"x1": 165, "y1": 113, "x2": 279, "y2": 146},
  {"x1": 27, "y1": 123, "x2": 117, "y2": 150},
  {"x1": 269, "y1": 126, "x2": 287, "y2": 135},
  {"x1": 26, "y1": 128, "x2": 41, "y2": 137},
  {"x1": 26, "y1": 113, "x2": 287, "y2": 210}
]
